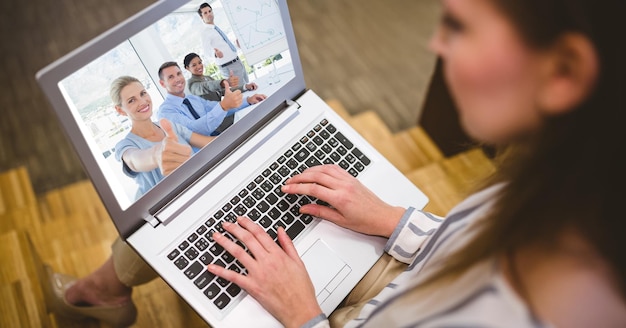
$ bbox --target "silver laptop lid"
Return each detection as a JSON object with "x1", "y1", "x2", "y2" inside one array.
[{"x1": 35, "y1": 0, "x2": 305, "y2": 238}]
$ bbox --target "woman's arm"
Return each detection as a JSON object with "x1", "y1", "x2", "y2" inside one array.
[{"x1": 121, "y1": 147, "x2": 159, "y2": 173}]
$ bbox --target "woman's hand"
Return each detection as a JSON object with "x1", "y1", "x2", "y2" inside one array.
[
  {"x1": 207, "y1": 217, "x2": 322, "y2": 328},
  {"x1": 281, "y1": 164, "x2": 405, "y2": 238}
]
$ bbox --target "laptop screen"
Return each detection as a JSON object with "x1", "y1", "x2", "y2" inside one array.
[{"x1": 36, "y1": 0, "x2": 305, "y2": 237}]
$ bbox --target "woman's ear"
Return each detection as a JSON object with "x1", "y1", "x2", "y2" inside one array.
[
  {"x1": 537, "y1": 33, "x2": 598, "y2": 115},
  {"x1": 115, "y1": 105, "x2": 127, "y2": 116}
]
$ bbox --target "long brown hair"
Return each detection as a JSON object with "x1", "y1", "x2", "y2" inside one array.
[{"x1": 437, "y1": 0, "x2": 626, "y2": 297}]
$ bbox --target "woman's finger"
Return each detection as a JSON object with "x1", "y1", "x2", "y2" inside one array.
[
  {"x1": 298, "y1": 203, "x2": 345, "y2": 223},
  {"x1": 281, "y1": 181, "x2": 334, "y2": 204},
  {"x1": 276, "y1": 227, "x2": 302, "y2": 263},
  {"x1": 207, "y1": 261, "x2": 251, "y2": 291},
  {"x1": 285, "y1": 164, "x2": 349, "y2": 188},
  {"x1": 211, "y1": 229, "x2": 257, "y2": 271},
  {"x1": 236, "y1": 216, "x2": 283, "y2": 254},
  {"x1": 219, "y1": 220, "x2": 267, "y2": 258}
]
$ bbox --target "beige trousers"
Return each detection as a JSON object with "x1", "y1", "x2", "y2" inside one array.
[
  {"x1": 329, "y1": 254, "x2": 407, "y2": 326},
  {"x1": 111, "y1": 237, "x2": 158, "y2": 287}
]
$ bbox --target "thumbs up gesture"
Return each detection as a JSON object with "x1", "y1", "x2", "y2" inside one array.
[
  {"x1": 157, "y1": 119, "x2": 192, "y2": 176},
  {"x1": 220, "y1": 81, "x2": 243, "y2": 110},
  {"x1": 227, "y1": 69, "x2": 240, "y2": 87}
]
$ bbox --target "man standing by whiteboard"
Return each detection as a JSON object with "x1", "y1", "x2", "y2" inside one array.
[{"x1": 198, "y1": 2, "x2": 258, "y2": 91}]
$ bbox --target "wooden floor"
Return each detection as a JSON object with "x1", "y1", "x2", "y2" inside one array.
[
  {"x1": 0, "y1": 102, "x2": 494, "y2": 327},
  {"x1": 0, "y1": 0, "x2": 440, "y2": 196}
]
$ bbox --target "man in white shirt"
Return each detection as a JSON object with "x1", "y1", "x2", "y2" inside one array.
[{"x1": 198, "y1": 2, "x2": 255, "y2": 90}]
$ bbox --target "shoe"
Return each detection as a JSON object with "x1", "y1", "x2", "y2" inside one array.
[{"x1": 40, "y1": 265, "x2": 138, "y2": 327}]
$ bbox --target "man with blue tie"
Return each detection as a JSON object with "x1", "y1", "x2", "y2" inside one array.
[
  {"x1": 157, "y1": 62, "x2": 266, "y2": 137},
  {"x1": 198, "y1": 2, "x2": 256, "y2": 90}
]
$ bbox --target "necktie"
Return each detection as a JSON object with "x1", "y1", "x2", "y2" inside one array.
[
  {"x1": 182, "y1": 98, "x2": 201, "y2": 119},
  {"x1": 214, "y1": 26, "x2": 237, "y2": 52}
]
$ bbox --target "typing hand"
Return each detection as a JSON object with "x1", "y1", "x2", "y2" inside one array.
[
  {"x1": 214, "y1": 48, "x2": 224, "y2": 59},
  {"x1": 227, "y1": 69, "x2": 240, "y2": 87},
  {"x1": 208, "y1": 217, "x2": 323, "y2": 327},
  {"x1": 220, "y1": 81, "x2": 243, "y2": 110},
  {"x1": 157, "y1": 119, "x2": 192, "y2": 176},
  {"x1": 247, "y1": 93, "x2": 267, "y2": 104},
  {"x1": 282, "y1": 164, "x2": 405, "y2": 238}
]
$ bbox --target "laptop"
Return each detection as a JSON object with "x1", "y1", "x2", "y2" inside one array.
[{"x1": 36, "y1": 0, "x2": 429, "y2": 326}]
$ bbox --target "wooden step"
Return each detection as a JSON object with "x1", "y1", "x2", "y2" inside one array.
[
  {"x1": 406, "y1": 148, "x2": 495, "y2": 216},
  {"x1": 33, "y1": 180, "x2": 117, "y2": 261},
  {"x1": 0, "y1": 230, "x2": 51, "y2": 328},
  {"x1": 0, "y1": 204, "x2": 44, "y2": 236},
  {"x1": 0, "y1": 168, "x2": 46, "y2": 236},
  {"x1": 326, "y1": 98, "x2": 353, "y2": 122},
  {"x1": 406, "y1": 162, "x2": 461, "y2": 216},
  {"x1": 392, "y1": 126, "x2": 444, "y2": 169},
  {"x1": 441, "y1": 147, "x2": 495, "y2": 190},
  {"x1": 34, "y1": 217, "x2": 118, "y2": 262},
  {"x1": 346, "y1": 111, "x2": 420, "y2": 174},
  {"x1": 37, "y1": 180, "x2": 108, "y2": 223},
  {"x1": 349, "y1": 111, "x2": 395, "y2": 142},
  {"x1": 0, "y1": 167, "x2": 38, "y2": 215}
]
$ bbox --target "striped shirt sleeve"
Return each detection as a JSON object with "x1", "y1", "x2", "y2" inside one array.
[
  {"x1": 301, "y1": 313, "x2": 330, "y2": 328},
  {"x1": 384, "y1": 207, "x2": 444, "y2": 264}
]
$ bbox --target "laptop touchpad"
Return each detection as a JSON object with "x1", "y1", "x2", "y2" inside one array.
[{"x1": 301, "y1": 239, "x2": 352, "y2": 305}]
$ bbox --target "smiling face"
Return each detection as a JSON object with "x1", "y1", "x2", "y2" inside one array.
[
  {"x1": 115, "y1": 81, "x2": 152, "y2": 122},
  {"x1": 185, "y1": 56, "x2": 204, "y2": 77},
  {"x1": 430, "y1": 0, "x2": 548, "y2": 145},
  {"x1": 159, "y1": 65, "x2": 186, "y2": 97}
]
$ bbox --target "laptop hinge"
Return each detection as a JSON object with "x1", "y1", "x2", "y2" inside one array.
[
  {"x1": 286, "y1": 98, "x2": 301, "y2": 109},
  {"x1": 144, "y1": 214, "x2": 160, "y2": 227}
]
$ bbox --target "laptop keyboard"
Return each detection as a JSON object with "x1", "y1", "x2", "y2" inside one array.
[{"x1": 165, "y1": 118, "x2": 371, "y2": 313}]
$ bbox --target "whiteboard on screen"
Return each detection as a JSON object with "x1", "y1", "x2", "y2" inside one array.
[{"x1": 222, "y1": 0, "x2": 288, "y2": 66}]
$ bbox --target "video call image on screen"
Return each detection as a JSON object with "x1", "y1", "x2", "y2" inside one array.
[{"x1": 58, "y1": 0, "x2": 294, "y2": 209}]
